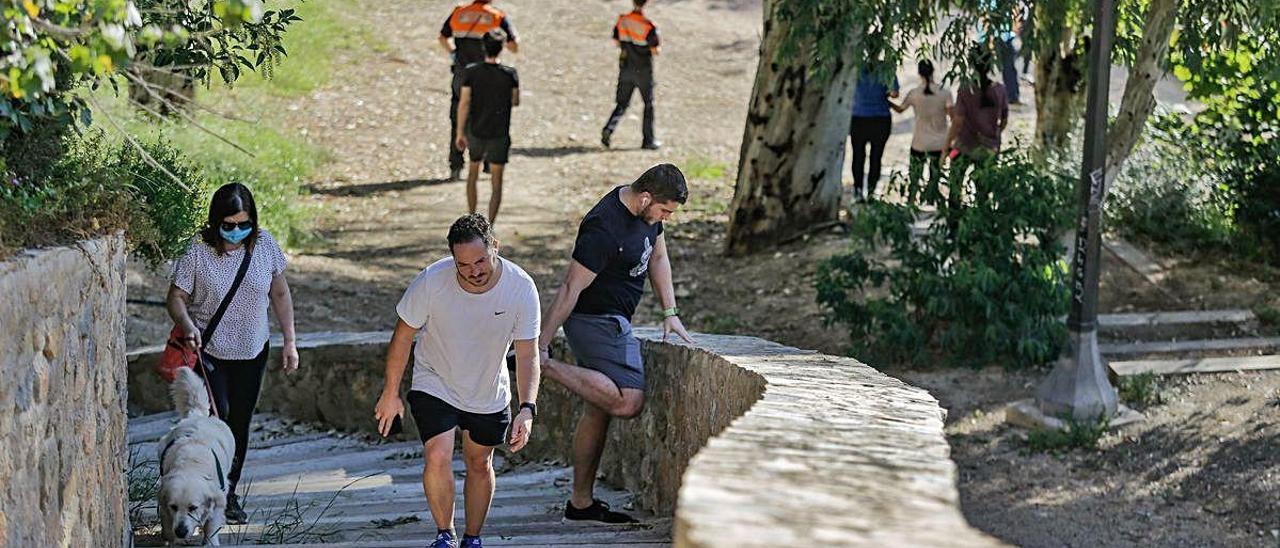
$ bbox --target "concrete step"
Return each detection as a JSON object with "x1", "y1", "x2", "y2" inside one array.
[
  {"x1": 1097, "y1": 309, "x2": 1260, "y2": 342},
  {"x1": 128, "y1": 411, "x2": 668, "y2": 547},
  {"x1": 1111, "y1": 354, "x2": 1280, "y2": 376},
  {"x1": 1100, "y1": 336, "x2": 1280, "y2": 360}
]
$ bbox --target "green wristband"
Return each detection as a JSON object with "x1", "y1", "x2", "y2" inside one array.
[{"x1": 662, "y1": 307, "x2": 680, "y2": 318}]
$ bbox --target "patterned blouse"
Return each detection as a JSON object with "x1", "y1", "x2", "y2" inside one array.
[{"x1": 171, "y1": 230, "x2": 288, "y2": 360}]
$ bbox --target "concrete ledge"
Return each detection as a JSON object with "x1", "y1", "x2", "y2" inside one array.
[{"x1": 654, "y1": 330, "x2": 1001, "y2": 547}]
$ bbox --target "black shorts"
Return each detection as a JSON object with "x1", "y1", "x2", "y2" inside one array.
[
  {"x1": 406, "y1": 390, "x2": 511, "y2": 447},
  {"x1": 467, "y1": 134, "x2": 511, "y2": 164}
]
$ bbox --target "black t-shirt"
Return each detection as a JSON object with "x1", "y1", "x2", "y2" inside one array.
[
  {"x1": 461, "y1": 62, "x2": 519, "y2": 139},
  {"x1": 440, "y1": 15, "x2": 516, "y2": 69},
  {"x1": 572, "y1": 186, "x2": 664, "y2": 319}
]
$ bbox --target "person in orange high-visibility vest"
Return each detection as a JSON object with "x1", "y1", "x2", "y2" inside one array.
[
  {"x1": 439, "y1": 1, "x2": 519, "y2": 181},
  {"x1": 601, "y1": 0, "x2": 660, "y2": 150}
]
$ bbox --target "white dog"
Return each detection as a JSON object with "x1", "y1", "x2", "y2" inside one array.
[{"x1": 157, "y1": 367, "x2": 235, "y2": 546}]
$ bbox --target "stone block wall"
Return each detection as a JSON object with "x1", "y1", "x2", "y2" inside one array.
[{"x1": 0, "y1": 235, "x2": 129, "y2": 548}]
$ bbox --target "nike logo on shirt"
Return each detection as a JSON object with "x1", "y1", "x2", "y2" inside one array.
[{"x1": 494, "y1": 311, "x2": 506, "y2": 316}]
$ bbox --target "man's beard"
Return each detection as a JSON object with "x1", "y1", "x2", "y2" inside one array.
[{"x1": 639, "y1": 203, "x2": 659, "y2": 224}]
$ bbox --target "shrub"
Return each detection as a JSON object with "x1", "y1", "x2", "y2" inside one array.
[
  {"x1": 816, "y1": 150, "x2": 1074, "y2": 368},
  {"x1": 1024, "y1": 416, "x2": 1109, "y2": 453},
  {"x1": 116, "y1": 137, "x2": 208, "y2": 266},
  {"x1": 0, "y1": 128, "x2": 293, "y2": 265},
  {"x1": 1117, "y1": 372, "x2": 1164, "y2": 408},
  {"x1": 1110, "y1": 112, "x2": 1236, "y2": 252}
]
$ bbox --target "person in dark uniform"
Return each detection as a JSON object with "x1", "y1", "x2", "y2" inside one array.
[
  {"x1": 438, "y1": 1, "x2": 518, "y2": 181},
  {"x1": 601, "y1": 0, "x2": 661, "y2": 150}
]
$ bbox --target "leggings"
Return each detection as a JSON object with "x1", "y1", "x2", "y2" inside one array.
[
  {"x1": 849, "y1": 116, "x2": 892, "y2": 198},
  {"x1": 197, "y1": 343, "x2": 269, "y2": 495},
  {"x1": 908, "y1": 149, "x2": 944, "y2": 205}
]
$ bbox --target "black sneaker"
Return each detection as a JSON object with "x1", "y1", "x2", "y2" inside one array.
[
  {"x1": 641, "y1": 141, "x2": 662, "y2": 150},
  {"x1": 225, "y1": 493, "x2": 247, "y2": 524},
  {"x1": 601, "y1": 130, "x2": 612, "y2": 148},
  {"x1": 563, "y1": 499, "x2": 637, "y2": 524}
]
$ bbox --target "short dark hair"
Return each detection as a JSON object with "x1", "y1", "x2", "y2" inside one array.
[
  {"x1": 634, "y1": 0, "x2": 648, "y2": 6},
  {"x1": 483, "y1": 30, "x2": 505, "y2": 58},
  {"x1": 200, "y1": 182, "x2": 259, "y2": 254},
  {"x1": 631, "y1": 163, "x2": 688, "y2": 204},
  {"x1": 447, "y1": 213, "x2": 495, "y2": 250}
]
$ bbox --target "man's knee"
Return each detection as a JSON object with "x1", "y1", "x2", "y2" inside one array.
[
  {"x1": 423, "y1": 440, "x2": 452, "y2": 470},
  {"x1": 463, "y1": 450, "x2": 493, "y2": 472},
  {"x1": 610, "y1": 394, "x2": 644, "y2": 419}
]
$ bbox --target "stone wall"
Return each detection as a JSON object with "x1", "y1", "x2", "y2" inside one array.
[
  {"x1": 127, "y1": 328, "x2": 1001, "y2": 546},
  {"x1": 0, "y1": 235, "x2": 129, "y2": 548},
  {"x1": 127, "y1": 332, "x2": 406, "y2": 436}
]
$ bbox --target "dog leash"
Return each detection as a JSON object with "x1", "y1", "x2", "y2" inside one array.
[{"x1": 195, "y1": 353, "x2": 221, "y2": 420}]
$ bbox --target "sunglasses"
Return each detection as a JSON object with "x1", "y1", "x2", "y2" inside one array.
[{"x1": 220, "y1": 221, "x2": 253, "y2": 231}]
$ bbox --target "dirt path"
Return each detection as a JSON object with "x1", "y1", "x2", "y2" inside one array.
[{"x1": 265, "y1": 0, "x2": 762, "y2": 338}]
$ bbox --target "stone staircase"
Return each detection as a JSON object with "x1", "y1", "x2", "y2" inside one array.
[
  {"x1": 128, "y1": 412, "x2": 670, "y2": 547},
  {"x1": 1098, "y1": 309, "x2": 1280, "y2": 376}
]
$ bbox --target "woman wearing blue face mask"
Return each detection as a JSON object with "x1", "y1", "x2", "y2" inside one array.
[{"x1": 165, "y1": 182, "x2": 298, "y2": 525}]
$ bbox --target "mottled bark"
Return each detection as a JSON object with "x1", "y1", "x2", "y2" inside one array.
[
  {"x1": 724, "y1": 6, "x2": 860, "y2": 255},
  {"x1": 1104, "y1": 0, "x2": 1178, "y2": 184},
  {"x1": 1033, "y1": 39, "x2": 1087, "y2": 151}
]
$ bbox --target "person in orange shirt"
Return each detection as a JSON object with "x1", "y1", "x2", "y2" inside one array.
[
  {"x1": 439, "y1": 1, "x2": 519, "y2": 181},
  {"x1": 601, "y1": 0, "x2": 661, "y2": 150}
]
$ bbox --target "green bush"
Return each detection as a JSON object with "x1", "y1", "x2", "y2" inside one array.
[
  {"x1": 816, "y1": 150, "x2": 1074, "y2": 368},
  {"x1": 1117, "y1": 372, "x2": 1164, "y2": 408},
  {"x1": 1024, "y1": 416, "x2": 1109, "y2": 453},
  {"x1": 1, "y1": 132, "x2": 134, "y2": 255},
  {"x1": 1110, "y1": 112, "x2": 1236, "y2": 252},
  {"x1": 116, "y1": 138, "x2": 209, "y2": 266},
  {"x1": 1169, "y1": 34, "x2": 1280, "y2": 262}
]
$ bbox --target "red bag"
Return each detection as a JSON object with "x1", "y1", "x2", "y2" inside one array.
[
  {"x1": 155, "y1": 244, "x2": 253, "y2": 383},
  {"x1": 156, "y1": 325, "x2": 199, "y2": 383}
]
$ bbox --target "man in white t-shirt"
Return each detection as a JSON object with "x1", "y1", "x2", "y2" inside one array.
[{"x1": 374, "y1": 214, "x2": 541, "y2": 548}]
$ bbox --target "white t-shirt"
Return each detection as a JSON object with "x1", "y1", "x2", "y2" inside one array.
[
  {"x1": 171, "y1": 230, "x2": 288, "y2": 360},
  {"x1": 903, "y1": 85, "x2": 954, "y2": 152},
  {"x1": 396, "y1": 257, "x2": 540, "y2": 414}
]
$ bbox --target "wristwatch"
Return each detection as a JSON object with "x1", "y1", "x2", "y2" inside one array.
[{"x1": 519, "y1": 402, "x2": 537, "y2": 418}]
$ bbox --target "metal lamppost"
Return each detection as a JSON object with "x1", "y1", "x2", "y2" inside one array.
[{"x1": 1035, "y1": 0, "x2": 1119, "y2": 421}]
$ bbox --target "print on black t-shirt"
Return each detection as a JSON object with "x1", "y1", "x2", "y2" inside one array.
[
  {"x1": 461, "y1": 63, "x2": 519, "y2": 139},
  {"x1": 572, "y1": 186, "x2": 663, "y2": 320}
]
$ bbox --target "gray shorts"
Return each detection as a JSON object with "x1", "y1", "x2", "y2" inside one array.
[{"x1": 563, "y1": 313, "x2": 644, "y2": 391}]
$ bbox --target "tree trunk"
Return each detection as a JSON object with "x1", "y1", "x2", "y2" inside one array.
[
  {"x1": 127, "y1": 64, "x2": 195, "y2": 116},
  {"x1": 724, "y1": 5, "x2": 860, "y2": 256},
  {"x1": 1103, "y1": 0, "x2": 1178, "y2": 184},
  {"x1": 1032, "y1": 3, "x2": 1088, "y2": 153}
]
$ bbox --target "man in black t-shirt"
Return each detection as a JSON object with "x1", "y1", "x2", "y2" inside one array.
[
  {"x1": 537, "y1": 164, "x2": 694, "y2": 524},
  {"x1": 438, "y1": 1, "x2": 518, "y2": 181},
  {"x1": 602, "y1": 0, "x2": 661, "y2": 150},
  {"x1": 455, "y1": 31, "x2": 520, "y2": 224}
]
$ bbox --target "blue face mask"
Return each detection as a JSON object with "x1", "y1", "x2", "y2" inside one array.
[{"x1": 220, "y1": 226, "x2": 252, "y2": 244}]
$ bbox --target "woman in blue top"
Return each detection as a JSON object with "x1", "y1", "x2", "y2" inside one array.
[{"x1": 849, "y1": 68, "x2": 899, "y2": 201}]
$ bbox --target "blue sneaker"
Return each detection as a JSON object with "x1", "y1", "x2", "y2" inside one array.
[
  {"x1": 429, "y1": 531, "x2": 457, "y2": 548},
  {"x1": 461, "y1": 536, "x2": 483, "y2": 548}
]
